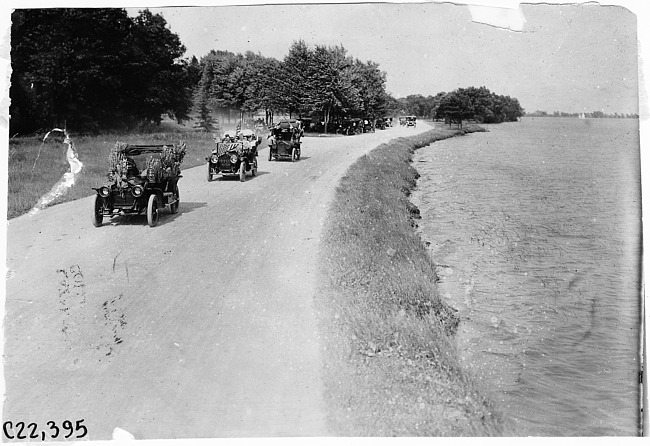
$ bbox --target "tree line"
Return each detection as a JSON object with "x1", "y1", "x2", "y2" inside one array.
[
  {"x1": 396, "y1": 86, "x2": 524, "y2": 126},
  {"x1": 193, "y1": 41, "x2": 392, "y2": 134},
  {"x1": 10, "y1": 8, "x2": 524, "y2": 135}
]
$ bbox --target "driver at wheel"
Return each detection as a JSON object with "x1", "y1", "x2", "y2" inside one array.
[{"x1": 121, "y1": 156, "x2": 139, "y2": 177}]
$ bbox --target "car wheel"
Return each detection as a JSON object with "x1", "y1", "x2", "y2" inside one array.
[
  {"x1": 239, "y1": 161, "x2": 246, "y2": 182},
  {"x1": 291, "y1": 148, "x2": 296, "y2": 162},
  {"x1": 147, "y1": 194, "x2": 159, "y2": 227},
  {"x1": 252, "y1": 158, "x2": 258, "y2": 176},
  {"x1": 296, "y1": 150, "x2": 301, "y2": 160},
  {"x1": 207, "y1": 163, "x2": 213, "y2": 182},
  {"x1": 170, "y1": 184, "x2": 180, "y2": 214},
  {"x1": 91, "y1": 195, "x2": 103, "y2": 227}
]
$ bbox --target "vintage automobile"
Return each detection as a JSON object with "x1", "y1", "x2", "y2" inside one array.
[
  {"x1": 337, "y1": 118, "x2": 362, "y2": 135},
  {"x1": 268, "y1": 119, "x2": 302, "y2": 161},
  {"x1": 362, "y1": 119, "x2": 375, "y2": 133},
  {"x1": 207, "y1": 135, "x2": 258, "y2": 182},
  {"x1": 383, "y1": 117, "x2": 393, "y2": 127},
  {"x1": 92, "y1": 143, "x2": 185, "y2": 228},
  {"x1": 406, "y1": 116, "x2": 417, "y2": 127},
  {"x1": 375, "y1": 118, "x2": 386, "y2": 130}
]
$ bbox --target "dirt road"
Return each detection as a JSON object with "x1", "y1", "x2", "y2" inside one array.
[{"x1": 3, "y1": 123, "x2": 429, "y2": 439}]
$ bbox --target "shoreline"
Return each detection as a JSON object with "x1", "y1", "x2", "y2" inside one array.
[{"x1": 316, "y1": 122, "x2": 512, "y2": 435}]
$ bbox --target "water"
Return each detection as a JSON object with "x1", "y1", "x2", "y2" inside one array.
[{"x1": 411, "y1": 118, "x2": 642, "y2": 436}]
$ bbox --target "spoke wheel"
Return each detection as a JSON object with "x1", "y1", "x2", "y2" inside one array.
[
  {"x1": 91, "y1": 195, "x2": 103, "y2": 227},
  {"x1": 291, "y1": 148, "x2": 296, "y2": 162},
  {"x1": 147, "y1": 194, "x2": 159, "y2": 227},
  {"x1": 251, "y1": 158, "x2": 258, "y2": 176},
  {"x1": 207, "y1": 162, "x2": 213, "y2": 182}
]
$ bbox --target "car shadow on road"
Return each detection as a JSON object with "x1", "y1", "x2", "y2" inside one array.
[
  {"x1": 163, "y1": 201, "x2": 207, "y2": 223},
  {"x1": 267, "y1": 157, "x2": 311, "y2": 162},
  {"x1": 103, "y1": 201, "x2": 207, "y2": 227},
  {"x1": 211, "y1": 171, "x2": 270, "y2": 181}
]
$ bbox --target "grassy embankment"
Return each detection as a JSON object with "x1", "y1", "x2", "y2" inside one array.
[
  {"x1": 317, "y1": 124, "x2": 512, "y2": 436},
  {"x1": 6, "y1": 121, "x2": 242, "y2": 219}
]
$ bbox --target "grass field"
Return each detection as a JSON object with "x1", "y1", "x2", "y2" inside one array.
[{"x1": 316, "y1": 124, "x2": 513, "y2": 436}]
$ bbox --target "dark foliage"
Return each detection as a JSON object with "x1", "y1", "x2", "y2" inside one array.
[
  {"x1": 10, "y1": 8, "x2": 195, "y2": 135},
  {"x1": 396, "y1": 87, "x2": 524, "y2": 125}
]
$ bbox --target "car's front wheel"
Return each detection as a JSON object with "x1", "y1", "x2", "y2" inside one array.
[
  {"x1": 291, "y1": 148, "x2": 297, "y2": 162},
  {"x1": 251, "y1": 158, "x2": 258, "y2": 176},
  {"x1": 91, "y1": 195, "x2": 103, "y2": 227},
  {"x1": 147, "y1": 194, "x2": 159, "y2": 227},
  {"x1": 239, "y1": 161, "x2": 246, "y2": 182},
  {"x1": 207, "y1": 162, "x2": 213, "y2": 182}
]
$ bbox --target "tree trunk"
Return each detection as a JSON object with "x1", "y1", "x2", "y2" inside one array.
[{"x1": 323, "y1": 106, "x2": 330, "y2": 134}]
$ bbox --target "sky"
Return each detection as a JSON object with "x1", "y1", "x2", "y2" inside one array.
[
  {"x1": 118, "y1": 1, "x2": 642, "y2": 115},
  {"x1": 0, "y1": 0, "x2": 647, "y2": 116}
]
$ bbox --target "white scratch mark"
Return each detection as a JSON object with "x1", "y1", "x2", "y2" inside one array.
[{"x1": 29, "y1": 128, "x2": 84, "y2": 216}]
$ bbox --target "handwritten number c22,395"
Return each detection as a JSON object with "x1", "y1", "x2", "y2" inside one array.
[{"x1": 2, "y1": 420, "x2": 88, "y2": 440}]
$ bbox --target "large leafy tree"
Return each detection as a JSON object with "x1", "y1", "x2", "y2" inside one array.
[
  {"x1": 433, "y1": 87, "x2": 524, "y2": 125},
  {"x1": 280, "y1": 40, "x2": 315, "y2": 118},
  {"x1": 437, "y1": 90, "x2": 475, "y2": 127},
  {"x1": 10, "y1": 8, "x2": 194, "y2": 134},
  {"x1": 10, "y1": 8, "x2": 134, "y2": 133},
  {"x1": 351, "y1": 59, "x2": 388, "y2": 119},
  {"x1": 122, "y1": 9, "x2": 192, "y2": 125},
  {"x1": 282, "y1": 42, "x2": 362, "y2": 132},
  {"x1": 309, "y1": 44, "x2": 361, "y2": 132}
]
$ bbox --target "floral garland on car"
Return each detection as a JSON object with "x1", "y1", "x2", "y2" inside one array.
[{"x1": 107, "y1": 141, "x2": 186, "y2": 183}]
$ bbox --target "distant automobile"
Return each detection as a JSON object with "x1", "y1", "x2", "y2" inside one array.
[
  {"x1": 268, "y1": 119, "x2": 303, "y2": 161},
  {"x1": 207, "y1": 131, "x2": 259, "y2": 182},
  {"x1": 362, "y1": 119, "x2": 375, "y2": 133}
]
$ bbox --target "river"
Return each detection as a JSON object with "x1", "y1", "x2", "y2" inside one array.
[{"x1": 411, "y1": 117, "x2": 642, "y2": 436}]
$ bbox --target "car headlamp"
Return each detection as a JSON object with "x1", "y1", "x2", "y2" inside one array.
[
  {"x1": 211, "y1": 155, "x2": 219, "y2": 163},
  {"x1": 230, "y1": 154, "x2": 238, "y2": 164},
  {"x1": 132, "y1": 185, "x2": 144, "y2": 197},
  {"x1": 99, "y1": 186, "x2": 111, "y2": 197}
]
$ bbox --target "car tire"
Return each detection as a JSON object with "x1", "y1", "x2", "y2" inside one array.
[
  {"x1": 170, "y1": 184, "x2": 180, "y2": 214},
  {"x1": 147, "y1": 194, "x2": 159, "y2": 227},
  {"x1": 239, "y1": 161, "x2": 246, "y2": 182},
  {"x1": 291, "y1": 148, "x2": 297, "y2": 162},
  {"x1": 91, "y1": 195, "x2": 103, "y2": 227},
  {"x1": 252, "y1": 158, "x2": 258, "y2": 176},
  {"x1": 268, "y1": 149, "x2": 273, "y2": 161},
  {"x1": 207, "y1": 163, "x2": 213, "y2": 182}
]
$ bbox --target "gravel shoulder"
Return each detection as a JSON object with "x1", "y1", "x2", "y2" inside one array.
[{"x1": 3, "y1": 124, "x2": 428, "y2": 439}]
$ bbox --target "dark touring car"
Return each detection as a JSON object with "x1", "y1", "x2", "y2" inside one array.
[{"x1": 92, "y1": 143, "x2": 185, "y2": 227}]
